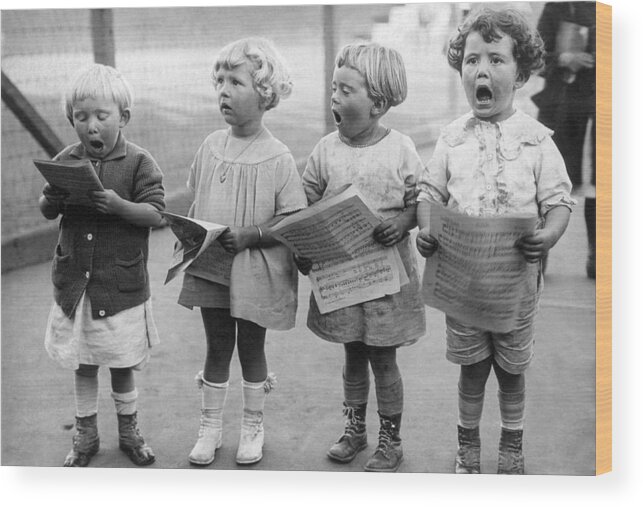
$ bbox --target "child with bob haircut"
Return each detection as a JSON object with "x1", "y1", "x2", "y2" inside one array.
[
  {"x1": 40, "y1": 64, "x2": 165, "y2": 467},
  {"x1": 416, "y1": 8, "x2": 574, "y2": 474},
  {"x1": 179, "y1": 37, "x2": 306, "y2": 466},
  {"x1": 301, "y1": 42, "x2": 426, "y2": 472}
]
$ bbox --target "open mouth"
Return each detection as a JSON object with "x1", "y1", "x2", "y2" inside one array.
[
  {"x1": 220, "y1": 104, "x2": 232, "y2": 114},
  {"x1": 475, "y1": 85, "x2": 493, "y2": 105},
  {"x1": 89, "y1": 140, "x2": 104, "y2": 151},
  {"x1": 332, "y1": 109, "x2": 342, "y2": 125}
]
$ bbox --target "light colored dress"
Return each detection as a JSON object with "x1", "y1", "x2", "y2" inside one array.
[
  {"x1": 178, "y1": 128, "x2": 307, "y2": 331},
  {"x1": 302, "y1": 129, "x2": 426, "y2": 347},
  {"x1": 45, "y1": 295, "x2": 159, "y2": 371}
]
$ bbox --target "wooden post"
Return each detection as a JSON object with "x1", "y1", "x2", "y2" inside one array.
[
  {"x1": 1, "y1": 71, "x2": 64, "y2": 158},
  {"x1": 323, "y1": 5, "x2": 336, "y2": 135},
  {"x1": 91, "y1": 9, "x2": 116, "y2": 67}
]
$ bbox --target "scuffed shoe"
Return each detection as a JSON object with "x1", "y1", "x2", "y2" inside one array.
[
  {"x1": 189, "y1": 408, "x2": 223, "y2": 466},
  {"x1": 363, "y1": 412, "x2": 403, "y2": 472},
  {"x1": 236, "y1": 410, "x2": 264, "y2": 465},
  {"x1": 497, "y1": 428, "x2": 524, "y2": 474},
  {"x1": 455, "y1": 425, "x2": 481, "y2": 474},
  {"x1": 63, "y1": 414, "x2": 100, "y2": 467},
  {"x1": 327, "y1": 403, "x2": 367, "y2": 463},
  {"x1": 117, "y1": 412, "x2": 155, "y2": 466}
]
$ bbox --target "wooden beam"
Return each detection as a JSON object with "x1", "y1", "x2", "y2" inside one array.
[
  {"x1": 1, "y1": 71, "x2": 64, "y2": 158},
  {"x1": 91, "y1": 9, "x2": 116, "y2": 67}
]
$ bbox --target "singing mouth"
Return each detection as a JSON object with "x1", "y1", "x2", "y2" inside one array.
[
  {"x1": 475, "y1": 85, "x2": 493, "y2": 105},
  {"x1": 89, "y1": 140, "x2": 104, "y2": 151},
  {"x1": 332, "y1": 109, "x2": 342, "y2": 125},
  {"x1": 220, "y1": 104, "x2": 232, "y2": 114}
]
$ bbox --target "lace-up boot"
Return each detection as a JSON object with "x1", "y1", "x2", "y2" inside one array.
[
  {"x1": 455, "y1": 425, "x2": 481, "y2": 473},
  {"x1": 497, "y1": 428, "x2": 524, "y2": 474},
  {"x1": 236, "y1": 374, "x2": 276, "y2": 465},
  {"x1": 363, "y1": 412, "x2": 403, "y2": 472},
  {"x1": 189, "y1": 372, "x2": 227, "y2": 466},
  {"x1": 327, "y1": 402, "x2": 367, "y2": 463},
  {"x1": 117, "y1": 412, "x2": 155, "y2": 466},
  {"x1": 63, "y1": 414, "x2": 100, "y2": 467}
]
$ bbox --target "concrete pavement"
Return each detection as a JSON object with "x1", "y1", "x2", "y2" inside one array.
[{"x1": 1, "y1": 146, "x2": 596, "y2": 473}]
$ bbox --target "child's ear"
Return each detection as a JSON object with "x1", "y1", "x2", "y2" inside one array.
[
  {"x1": 514, "y1": 72, "x2": 528, "y2": 90},
  {"x1": 370, "y1": 99, "x2": 388, "y2": 118},
  {"x1": 119, "y1": 108, "x2": 131, "y2": 127}
]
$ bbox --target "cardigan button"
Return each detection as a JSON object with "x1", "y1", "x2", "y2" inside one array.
[
  {"x1": 87, "y1": 233, "x2": 93, "y2": 241},
  {"x1": 85, "y1": 271, "x2": 90, "y2": 278},
  {"x1": 98, "y1": 310, "x2": 106, "y2": 317}
]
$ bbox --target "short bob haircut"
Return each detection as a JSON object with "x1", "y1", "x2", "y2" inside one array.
[
  {"x1": 447, "y1": 8, "x2": 545, "y2": 83},
  {"x1": 335, "y1": 42, "x2": 407, "y2": 108},
  {"x1": 212, "y1": 37, "x2": 293, "y2": 111},
  {"x1": 64, "y1": 64, "x2": 133, "y2": 125}
]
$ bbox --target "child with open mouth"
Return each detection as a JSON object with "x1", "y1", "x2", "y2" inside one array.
[{"x1": 416, "y1": 8, "x2": 575, "y2": 474}]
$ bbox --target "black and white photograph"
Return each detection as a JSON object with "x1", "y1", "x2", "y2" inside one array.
[{"x1": 0, "y1": 0, "x2": 629, "y2": 503}]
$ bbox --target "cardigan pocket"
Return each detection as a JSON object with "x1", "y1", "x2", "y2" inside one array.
[
  {"x1": 51, "y1": 245, "x2": 73, "y2": 289},
  {"x1": 115, "y1": 250, "x2": 146, "y2": 293}
]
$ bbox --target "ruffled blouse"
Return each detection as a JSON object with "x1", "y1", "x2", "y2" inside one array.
[{"x1": 417, "y1": 110, "x2": 574, "y2": 218}]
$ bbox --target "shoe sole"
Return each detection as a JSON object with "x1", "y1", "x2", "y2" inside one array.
[
  {"x1": 363, "y1": 456, "x2": 404, "y2": 472},
  {"x1": 327, "y1": 441, "x2": 368, "y2": 463},
  {"x1": 236, "y1": 453, "x2": 263, "y2": 465}
]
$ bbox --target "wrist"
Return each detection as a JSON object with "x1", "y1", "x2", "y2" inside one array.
[{"x1": 255, "y1": 225, "x2": 263, "y2": 247}]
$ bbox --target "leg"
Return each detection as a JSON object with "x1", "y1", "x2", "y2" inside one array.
[
  {"x1": 64, "y1": 364, "x2": 100, "y2": 467},
  {"x1": 236, "y1": 318, "x2": 270, "y2": 465},
  {"x1": 455, "y1": 357, "x2": 492, "y2": 474},
  {"x1": 110, "y1": 366, "x2": 155, "y2": 466},
  {"x1": 188, "y1": 308, "x2": 235, "y2": 465},
  {"x1": 327, "y1": 342, "x2": 369, "y2": 463},
  {"x1": 493, "y1": 360, "x2": 526, "y2": 474},
  {"x1": 363, "y1": 346, "x2": 404, "y2": 472},
  {"x1": 201, "y1": 307, "x2": 237, "y2": 383}
]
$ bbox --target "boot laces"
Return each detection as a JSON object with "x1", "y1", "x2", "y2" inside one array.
[
  {"x1": 341, "y1": 406, "x2": 364, "y2": 438},
  {"x1": 374, "y1": 421, "x2": 397, "y2": 457}
]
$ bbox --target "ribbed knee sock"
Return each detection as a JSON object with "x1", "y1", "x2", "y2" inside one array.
[
  {"x1": 343, "y1": 371, "x2": 370, "y2": 407},
  {"x1": 458, "y1": 383, "x2": 485, "y2": 429},
  {"x1": 498, "y1": 388, "x2": 525, "y2": 430},
  {"x1": 374, "y1": 375, "x2": 403, "y2": 416}
]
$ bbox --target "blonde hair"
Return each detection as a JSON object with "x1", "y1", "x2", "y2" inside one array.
[
  {"x1": 335, "y1": 43, "x2": 407, "y2": 108},
  {"x1": 64, "y1": 64, "x2": 133, "y2": 125},
  {"x1": 212, "y1": 37, "x2": 293, "y2": 111}
]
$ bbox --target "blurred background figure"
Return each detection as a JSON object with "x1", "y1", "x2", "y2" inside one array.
[{"x1": 532, "y1": 2, "x2": 596, "y2": 278}]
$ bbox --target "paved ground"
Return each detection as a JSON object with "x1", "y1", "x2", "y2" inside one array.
[{"x1": 1, "y1": 139, "x2": 596, "y2": 474}]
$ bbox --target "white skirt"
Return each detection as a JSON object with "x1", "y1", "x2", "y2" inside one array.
[{"x1": 44, "y1": 292, "x2": 160, "y2": 371}]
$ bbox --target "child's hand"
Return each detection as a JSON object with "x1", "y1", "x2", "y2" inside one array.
[
  {"x1": 293, "y1": 254, "x2": 313, "y2": 275},
  {"x1": 218, "y1": 226, "x2": 256, "y2": 254},
  {"x1": 373, "y1": 217, "x2": 405, "y2": 247},
  {"x1": 43, "y1": 183, "x2": 69, "y2": 204},
  {"x1": 515, "y1": 230, "x2": 557, "y2": 263},
  {"x1": 416, "y1": 228, "x2": 439, "y2": 258},
  {"x1": 90, "y1": 189, "x2": 125, "y2": 215}
]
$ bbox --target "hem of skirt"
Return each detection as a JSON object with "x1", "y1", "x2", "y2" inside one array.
[{"x1": 307, "y1": 323, "x2": 424, "y2": 347}]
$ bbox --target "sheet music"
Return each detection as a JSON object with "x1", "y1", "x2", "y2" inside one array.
[
  {"x1": 33, "y1": 158, "x2": 104, "y2": 207},
  {"x1": 422, "y1": 204, "x2": 538, "y2": 332}
]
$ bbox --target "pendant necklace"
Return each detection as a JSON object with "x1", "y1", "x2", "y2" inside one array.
[{"x1": 220, "y1": 127, "x2": 265, "y2": 183}]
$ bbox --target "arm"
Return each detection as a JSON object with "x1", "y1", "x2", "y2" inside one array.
[
  {"x1": 218, "y1": 214, "x2": 288, "y2": 254},
  {"x1": 90, "y1": 190, "x2": 163, "y2": 228},
  {"x1": 515, "y1": 206, "x2": 571, "y2": 263},
  {"x1": 415, "y1": 200, "x2": 439, "y2": 258},
  {"x1": 373, "y1": 203, "x2": 417, "y2": 247}
]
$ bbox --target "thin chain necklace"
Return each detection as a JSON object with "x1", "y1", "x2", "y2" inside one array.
[{"x1": 220, "y1": 127, "x2": 265, "y2": 183}]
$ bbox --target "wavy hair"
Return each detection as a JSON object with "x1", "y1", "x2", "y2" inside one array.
[
  {"x1": 447, "y1": 8, "x2": 545, "y2": 82},
  {"x1": 213, "y1": 37, "x2": 293, "y2": 111}
]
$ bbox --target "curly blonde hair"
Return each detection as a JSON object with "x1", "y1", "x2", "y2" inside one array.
[{"x1": 213, "y1": 37, "x2": 293, "y2": 111}]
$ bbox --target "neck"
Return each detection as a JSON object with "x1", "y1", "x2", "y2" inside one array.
[
  {"x1": 230, "y1": 120, "x2": 264, "y2": 138},
  {"x1": 341, "y1": 122, "x2": 386, "y2": 147}
]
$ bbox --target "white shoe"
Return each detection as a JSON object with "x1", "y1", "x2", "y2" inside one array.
[
  {"x1": 189, "y1": 409, "x2": 223, "y2": 465},
  {"x1": 235, "y1": 410, "x2": 264, "y2": 465}
]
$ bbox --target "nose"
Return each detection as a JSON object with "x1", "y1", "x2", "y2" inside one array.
[
  {"x1": 87, "y1": 116, "x2": 100, "y2": 133},
  {"x1": 476, "y1": 59, "x2": 490, "y2": 78},
  {"x1": 219, "y1": 80, "x2": 231, "y2": 98}
]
